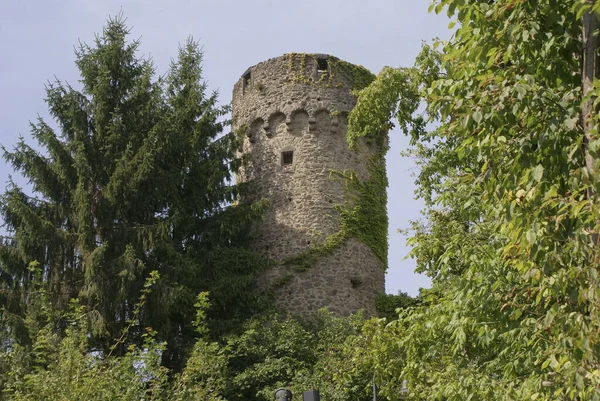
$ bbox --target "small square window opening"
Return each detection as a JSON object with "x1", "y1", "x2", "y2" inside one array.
[
  {"x1": 316, "y1": 58, "x2": 328, "y2": 72},
  {"x1": 282, "y1": 151, "x2": 294, "y2": 165}
]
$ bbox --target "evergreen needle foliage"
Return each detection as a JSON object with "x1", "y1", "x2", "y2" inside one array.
[{"x1": 0, "y1": 15, "x2": 269, "y2": 371}]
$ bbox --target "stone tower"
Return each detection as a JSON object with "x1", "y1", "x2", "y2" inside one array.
[{"x1": 232, "y1": 53, "x2": 387, "y2": 316}]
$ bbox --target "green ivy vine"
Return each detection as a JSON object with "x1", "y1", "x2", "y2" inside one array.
[
  {"x1": 283, "y1": 133, "x2": 389, "y2": 272},
  {"x1": 285, "y1": 53, "x2": 375, "y2": 91}
]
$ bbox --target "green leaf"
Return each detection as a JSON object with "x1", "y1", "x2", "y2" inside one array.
[
  {"x1": 576, "y1": 3, "x2": 592, "y2": 20},
  {"x1": 526, "y1": 229, "x2": 537, "y2": 244},
  {"x1": 532, "y1": 165, "x2": 544, "y2": 182},
  {"x1": 565, "y1": 117, "x2": 578, "y2": 130}
]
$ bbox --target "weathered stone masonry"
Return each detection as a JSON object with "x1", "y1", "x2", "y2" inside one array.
[{"x1": 232, "y1": 53, "x2": 386, "y2": 316}]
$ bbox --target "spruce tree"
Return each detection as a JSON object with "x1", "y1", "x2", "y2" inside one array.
[{"x1": 0, "y1": 16, "x2": 268, "y2": 369}]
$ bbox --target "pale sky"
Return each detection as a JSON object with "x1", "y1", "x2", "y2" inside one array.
[{"x1": 0, "y1": 0, "x2": 452, "y2": 296}]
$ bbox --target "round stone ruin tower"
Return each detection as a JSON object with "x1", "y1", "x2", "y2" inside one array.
[{"x1": 232, "y1": 53, "x2": 387, "y2": 317}]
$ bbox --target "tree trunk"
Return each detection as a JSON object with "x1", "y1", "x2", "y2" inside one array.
[{"x1": 582, "y1": 3, "x2": 599, "y2": 246}]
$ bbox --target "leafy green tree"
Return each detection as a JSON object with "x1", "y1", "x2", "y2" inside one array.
[
  {"x1": 4, "y1": 307, "x2": 168, "y2": 401},
  {"x1": 347, "y1": 0, "x2": 600, "y2": 400},
  {"x1": 0, "y1": 15, "x2": 268, "y2": 370},
  {"x1": 168, "y1": 292, "x2": 229, "y2": 401},
  {"x1": 224, "y1": 310, "x2": 372, "y2": 401},
  {"x1": 375, "y1": 291, "x2": 420, "y2": 321},
  {"x1": 2, "y1": 270, "x2": 168, "y2": 401},
  {"x1": 2, "y1": 288, "x2": 375, "y2": 401}
]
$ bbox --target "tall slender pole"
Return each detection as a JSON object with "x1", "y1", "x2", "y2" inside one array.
[
  {"x1": 372, "y1": 374, "x2": 377, "y2": 401},
  {"x1": 582, "y1": 1, "x2": 599, "y2": 246}
]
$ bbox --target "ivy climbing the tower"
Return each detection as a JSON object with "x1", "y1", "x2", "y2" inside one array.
[{"x1": 283, "y1": 68, "x2": 389, "y2": 272}]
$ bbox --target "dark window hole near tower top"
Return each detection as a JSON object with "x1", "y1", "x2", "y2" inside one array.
[
  {"x1": 316, "y1": 58, "x2": 328, "y2": 72},
  {"x1": 243, "y1": 71, "x2": 251, "y2": 93}
]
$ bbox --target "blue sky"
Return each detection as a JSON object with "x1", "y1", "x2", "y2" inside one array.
[{"x1": 0, "y1": 0, "x2": 452, "y2": 296}]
